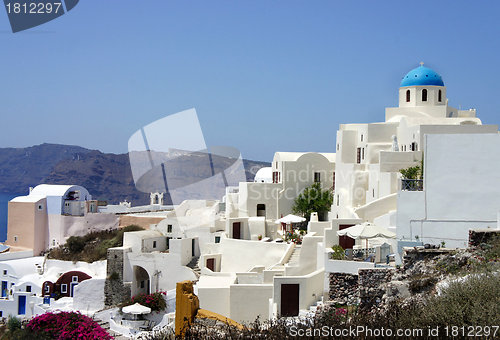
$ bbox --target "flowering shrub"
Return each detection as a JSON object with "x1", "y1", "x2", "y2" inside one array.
[
  {"x1": 285, "y1": 231, "x2": 302, "y2": 244},
  {"x1": 124, "y1": 291, "x2": 167, "y2": 312},
  {"x1": 26, "y1": 311, "x2": 113, "y2": 340}
]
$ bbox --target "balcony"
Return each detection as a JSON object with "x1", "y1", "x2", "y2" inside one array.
[{"x1": 401, "y1": 179, "x2": 423, "y2": 191}]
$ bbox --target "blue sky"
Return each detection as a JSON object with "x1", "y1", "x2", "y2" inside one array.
[{"x1": 1, "y1": 1, "x2": 499, "y2": 161}]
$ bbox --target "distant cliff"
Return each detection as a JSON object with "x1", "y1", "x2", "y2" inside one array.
[{"x1": 0, "y1": 143, "x2": 270, "y2": 206}]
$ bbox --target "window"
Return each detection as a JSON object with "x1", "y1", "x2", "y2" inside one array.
[
  {"x1": 45, "y1": 285, "x2": 50, "y2": 293},
  {"x1": 153, "y1": 241, "x2": 157, "y2": 248},
  {"x1": 406, "y1": 89, "x2": 410, "y2": 102},
  {"x1": 362, "y1": 148, "x2": 365, "y2": 160},
  {"x1": 13, "y1": 236, "x2": 17, "y2": 242},
  {"x1": 360, "y1": 134, "x2": 363, "y2": 142},
  {"x1": 166, "y1": 237, "x2": 171, "y2": 249},
  {"x1": 26, "y1": 285, "x2": 31, "y2": 293},
  {"x1": 167, "y1": 225, "x2": 172, "y2": 233},
  {"x1": 356, "y1": 148, "x2": 361, "y2": 164},
  {"x1": 38, "y1": 205, "x2": 43, "y2": 211},
  {"x1": 336, "y1": 195, "x2": 340, "y2": 206},
  {"x1": 314, "y1": 172, "x2": 321, "y2": 183},
  {"x1": 215, "y1": 236, "x2": 221, "y2": 243},
  {"x1": 61, "y1": 284, "x2": 67, "y2": 293},
  {"x1": 438, "y1": 89, "x2": 442, "y2": 102},
  {"x1": 257, "y1": 204, "x2": 266, "y2": 217},
  {"x1": 3, "y1": 270, "x2": 6, "y2": 276},
  {"x1": 337, "y1": 144, "x2": 339, "y2": 151},
  {"x1": 72, "y1": 276, "x2": 78, "y2": 282},
  {"x1": 52, "y1": 239, "x2": 56, "y2": 247},
  {"x1": 422, "y1": 89, "x2": 427, "y2": 102},
  {"x1": 372, "y1": 189, "x2": 375, "y2": 198}
]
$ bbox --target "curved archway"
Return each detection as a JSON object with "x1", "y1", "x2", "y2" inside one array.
[
  {"x1": 132, "y1": 265, "x2": 150, "y2": 296},
  {"x1": 406, "y1": 89, "x2": 410, "y2": 102}
]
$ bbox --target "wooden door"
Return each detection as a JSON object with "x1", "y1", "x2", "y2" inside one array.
[
  {"x1": 206, "y1": 258, "x2": 215, "y2": 271},
  {"x1": 233, "y1": 222, "x2": 241, "y2": 239},
  {"x1": 281, "y1": 284, "x2": 299, "y2": 317},
  {"x1": 339, "y1": 224, "x2": 355, "y2": 249}
]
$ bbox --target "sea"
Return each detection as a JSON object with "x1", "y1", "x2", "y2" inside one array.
[{"x1": 0, "y1": 192, "x2": 19, "y2": 242}]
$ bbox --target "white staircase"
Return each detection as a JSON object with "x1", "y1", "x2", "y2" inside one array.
[
  {"x1": 298, "y1": 296, "x2": 324, "y2": 319},
  {"x1": 287, "y1": 246, "x2": 301, "y2": 266}
]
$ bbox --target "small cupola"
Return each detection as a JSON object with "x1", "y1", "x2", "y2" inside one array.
[{"x1": 398, "y1": 62, "x2": 446, "y2": 107}]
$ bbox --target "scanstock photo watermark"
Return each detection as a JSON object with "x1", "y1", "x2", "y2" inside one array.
[
  {"x1": 3, "y1": 0, "x2": 79, "y2": 32},
  {"x1": 288, "y1": 325, "x2": 500, "y2": 338}
]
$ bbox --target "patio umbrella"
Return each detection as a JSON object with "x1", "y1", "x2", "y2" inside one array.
[
  {"x1": 337, "y1": 222, "x2": 395, "y2": 253},
  {"x1": 122, "y1": 303, "x2": 151, "y2": 315},
  {"x1": 275, "y1": 214, "x2": 306, "y2": 233},
  {"x1": 275, "y1": 214, "x2": 306, "y2": 224}
]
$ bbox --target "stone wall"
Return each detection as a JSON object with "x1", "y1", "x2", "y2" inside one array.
[
  {"x1": 469, "y1": 229, "x2": 500, "y2": 247},
  {"x1": 358, "y1": 268, "x2": 393, "y2": 312},
  {"x1": 402, "y1": 248, "x2": 454, "y2": 271},
  {"x1": 104, "y1": 247, "x2": 131, "y2": 307},
  {"x1": 328, "y1": 273, "x2": 358, "y2": 305}
]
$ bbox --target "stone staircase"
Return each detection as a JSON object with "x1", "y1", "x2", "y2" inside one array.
[
  {"x1": 287, "y1": 246, "x2": 301, "y2": 267},
  {"x1": 186, "y1": 256, "x2": 201, "y2": 280}
]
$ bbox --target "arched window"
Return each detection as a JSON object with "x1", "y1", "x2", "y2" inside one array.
[
  {"x1": 406, "y1": 89, "x2": 410, "y2": 102},
  {"x1": 422, "y1": 89, "x2": 428, "y2": 102},
  {"x1": 438, "y1": 89, "x2": 442, "y2": 102}
]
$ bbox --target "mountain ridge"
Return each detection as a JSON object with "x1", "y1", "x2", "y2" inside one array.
[{"x1": 0, "y1": 143, "x2": 270, "y2": 205}]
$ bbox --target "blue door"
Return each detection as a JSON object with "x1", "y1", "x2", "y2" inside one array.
[
  {"x1": 1, "y1": 281, "x2": 7, "y2": 297},
  {"x1": 70, "y1": 283, "x2": 78, "y2": 297},
  {"x1": 18, "y1": 295, "x2": 26, "y2": 315}
]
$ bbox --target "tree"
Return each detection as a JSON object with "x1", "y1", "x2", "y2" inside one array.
[
  {"x1": 400, "y1": 159, "x2": 424, "y2": 180},
  {"x1": 292, "y1": 182, "x2": 333, "y2": 221}
]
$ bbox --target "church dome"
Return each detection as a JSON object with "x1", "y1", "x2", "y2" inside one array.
[{"x1": 400, "y1": 64, "x2": 444, "y2": 87}]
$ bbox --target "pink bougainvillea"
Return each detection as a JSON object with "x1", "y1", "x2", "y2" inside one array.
[
  {"x1": 125, "y1": 290, "x2": 167, "y2": 312},
  {"x1": 27, "y1": 311, "x2": 113, "y2": 340}
]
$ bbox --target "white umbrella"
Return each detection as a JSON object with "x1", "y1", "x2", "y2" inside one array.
[
  {"x1": 275, "y1": 214, "x2": 306, "y2": 224},
  {"x1": 122, "y1": 303, "x2": 151, "y2": 315},
  {"x1": 337, "y1": 222, "x2": 395, "y2": 239},
  {"x1": 337, "y1": 222, "x2": 395, "y2": 254}
]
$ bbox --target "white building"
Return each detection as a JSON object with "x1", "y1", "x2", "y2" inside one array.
[
  {"x1": 0, "y1": 257, "x2": 106, "y2": 319},
  {"x1": 6, "y1": 184, "x2": 119, "y2": 255},
  {"x1": 197, "y1": 63, "x2": 500, "y2": 323},
  {"x1": 328, "y1": 63, "x2": 497, "y2": 250},
  {"x1": 397, "y1": 133, "x2": 500, "y2": 248},
  {"x1": 225, "y1": 152, "x2": 335, "y2": 241}
]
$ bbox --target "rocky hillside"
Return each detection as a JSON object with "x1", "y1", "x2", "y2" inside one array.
[{"x1": 0, "y1": 144, "x2": 270, "y2": 205}]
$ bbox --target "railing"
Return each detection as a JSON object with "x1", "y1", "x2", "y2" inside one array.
[{"x1": 401, "y1": 179, "x2": 423, "y2": 191}]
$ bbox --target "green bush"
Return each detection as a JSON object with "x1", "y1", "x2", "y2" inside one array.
[
  {"x1": 48, "y1": 225, "x2": 144, "y2": 263},
  {"x1": 330, "y1": 245, "x2": 345, "y2": 260},
  {"x1": 66, "y1": 236, "x2": 86, "y2": 253},
  {"x1": 6, "y1": 317, "x2": 21, "y2": 333}
]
